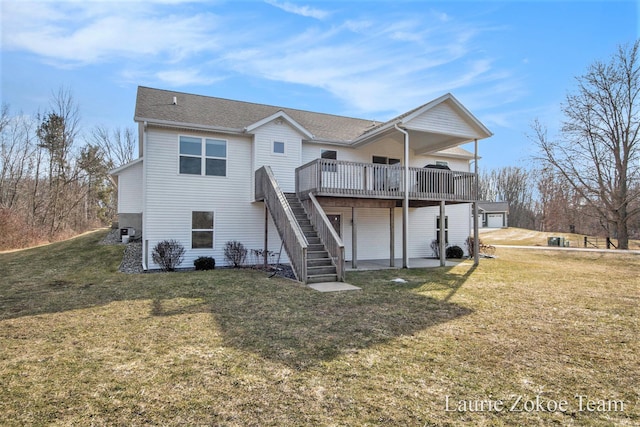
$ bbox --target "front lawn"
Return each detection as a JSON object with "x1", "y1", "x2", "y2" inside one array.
[{"x1": 1, "y1": 230, "x2": 638, "y2": 426}]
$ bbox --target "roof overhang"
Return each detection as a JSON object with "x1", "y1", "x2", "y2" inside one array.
[
  {"x1": 135, "y1": 117, "x2": 245, "y2": 136},
  {"x1": 350, "y1": 93, "x2": 492, "y2": 154},
  {"x1": 109, "y1": 157, "x2": 143, "y2": 176}
]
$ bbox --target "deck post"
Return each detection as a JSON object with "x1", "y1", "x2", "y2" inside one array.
[
  {"x1": 439, "y1": 200, "x2": 446, "y2": 267},
  {"x1": 394, "y1": 124, "x2": 410, "y2": 269},
  {"x1": 473, "y1": 138, "x2": 480, "y2": 266},
  {"x1": 390, "y1": 207, "x2": 395, "y2": 267},
  {"x1": 352, "y1": 207, "x2": 358, "y2": 269},
  {"x1": 264, "y1": 203, "x2": 269, "y2": 268}
]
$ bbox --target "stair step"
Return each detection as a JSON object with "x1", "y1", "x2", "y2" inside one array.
[
  {"x1": 306, "y1": 237, "x2": 321, "y2": 244},
  {"x1": 307, "y1": 265, "x2": 336, "y2": 275},
  {"x1": 307, "y1": 258, "x2": 333, "y2": 267},
  {"x1": 307, "y1": 274, "x2": 339, "y2": 284},
  {"x1": 308, "y1": 250, "x2": 329, "y2": 259}
]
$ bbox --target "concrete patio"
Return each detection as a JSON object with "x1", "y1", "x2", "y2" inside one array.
[{"x1": 345, "y1": 257, "x2": 463, "y2": 271}]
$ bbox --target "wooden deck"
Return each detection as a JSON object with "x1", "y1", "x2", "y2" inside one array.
[{"x1": 295, "y1": 159, "x2": 477, "y2": 205}]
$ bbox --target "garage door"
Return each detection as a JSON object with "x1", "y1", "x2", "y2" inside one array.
[{"x1": 487, "y1": 213, "x2": 504, "y2": 228}]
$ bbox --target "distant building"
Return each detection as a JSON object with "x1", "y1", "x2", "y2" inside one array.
[{"x1": 478, "y1": 202, "x2": 509, "y2": 228}]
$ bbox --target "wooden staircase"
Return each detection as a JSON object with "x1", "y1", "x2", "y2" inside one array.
[{"x1": 284, "y1": 193, "x2": 338, "y2": 283}]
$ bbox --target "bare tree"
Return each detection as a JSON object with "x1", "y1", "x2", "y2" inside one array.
[
  {"x1": 89, "y1": 125, "x2": 136, "y2": 168},
  {"x1": 478, "y1": 166, "x2": 536, "y2": 229},
  {"x1": 533, "y1": 41, "x2": 640, "y2": 249}
]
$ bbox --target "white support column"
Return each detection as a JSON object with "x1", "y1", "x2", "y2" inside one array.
[
  {"x1": 439, "y1": 200, "x2": 446, "y2": 267},
  {"x1": 390, "y1": 207, "x2": 395, "y2": 267},
  {"x1": 352, "y1": 207, "x2": 358, "y2": 269},
  {"x1": 395, "y1": 124, "x2": 410, "y2": 269},
  {"x1": 473, "y1": 138, "x2": 480, "y2": 266},
  {"x1": 264, "y1": 203, "x2": 269, "y2": 268}
]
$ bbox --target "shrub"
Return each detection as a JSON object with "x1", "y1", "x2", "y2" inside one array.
[
  {"x1": 466, "y1": 236, "x2": 483, "y2": 258},
  {"x1": 151, "y1": 239, "x2": 185, "y2": 271},
  {"x1": 224, "y1": 240, "x2": 247, "y2": 267},
  {"x1": 194, "y1": 256, "x2": 216, "y2": 270},
  {"x1": 430, "y1": 239, "x2": 448, "y2": 258},
  {"x1": 446, "y1": 245, "x2": 464, "y2": 259}
]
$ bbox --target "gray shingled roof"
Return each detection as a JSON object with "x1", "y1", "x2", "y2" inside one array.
[
  {"x1": 478, "y1": 201, "x2": 509, "y2": 212},
  {"x1": 135, "y1": 86, "x2": 379, "y2": 142}
]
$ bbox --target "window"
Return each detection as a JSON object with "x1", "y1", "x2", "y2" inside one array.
[
  {"x1": 372, "y1": 156, "x2": 401, "y2": 191},
  {"x1": 321, "y1": 149, "x2": 337, "y2": 172},
  {"x1": 436, "y1": 216, "x2": 449, "y2": 244},
  {"x1": 373, "y1": 156, "x2": 400, "y2": 165},
  {"x1": 435, "y1": 161, "x2": 449, "y2": 167},
  {"x1": 192, "y1": 211, "x2": 214, "y2": 248},
  {"x1": 179, "y1": 136, "x2": 227, "y2": 176},
  {"x1": 273, "y1": 141, "x2": 285, "y2": 154}
]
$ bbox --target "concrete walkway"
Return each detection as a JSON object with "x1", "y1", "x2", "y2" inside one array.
[
  {"x1": 308, "y1": 282, "x2": 361, "y2": 292},
  {"x1": 345, "y1": 258, "x2": 462, "y2": 271}
]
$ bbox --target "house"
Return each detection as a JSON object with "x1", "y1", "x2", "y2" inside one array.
[
  {"x1": 478, "y1": 201, "x2": 509, "y2": 228},
  {"x1": 110, "y1": 86, "x2": 492, "y2": 283}
]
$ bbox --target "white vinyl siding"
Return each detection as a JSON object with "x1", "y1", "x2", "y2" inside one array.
[
  {"x1": 253, "y1": 120, "x2": 302, "y2": 192},
  {"x1": 116, "y1": 160, "x2": 143, "y2": 213},
  {"x1": 144, "y1": 127, "x2": 289, "y2": 269},
  {"x1": 405, "y1": 101, "x2": 478, "y2": 137}
]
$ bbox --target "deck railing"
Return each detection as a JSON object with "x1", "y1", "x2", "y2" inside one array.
[
  {"x1": 302, "y1": 193, "x2": 345, "y2": 281},
  {"x1": 296, "y1": 158, "x2": 477, "y2": 202},
  {"x1": 255, "y1": 166, "x2": 308, "y2": 282}
]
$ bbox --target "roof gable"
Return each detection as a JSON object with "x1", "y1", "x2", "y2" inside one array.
[
  {"x1": 244, "y1": 110, "x2": 314, "y2": 139},
  {"x1": 401, "y1": 93, "x2": 492, "y2": 139}
]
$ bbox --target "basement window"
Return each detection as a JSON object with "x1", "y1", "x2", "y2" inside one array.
[
  {"x1": 436, "y1": 216, "x2": 449, "y2": 244},
  {"x1": 192, "y1": 211, "x2": 214, "y2": 249}
]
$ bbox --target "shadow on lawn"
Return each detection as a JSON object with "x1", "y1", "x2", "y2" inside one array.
[
  {"x1": 1, "y1": 231, "x2": 475, "y2": 369},
  {"x1": 182, "y1": 267, "x2": 473, "y2": 369}
]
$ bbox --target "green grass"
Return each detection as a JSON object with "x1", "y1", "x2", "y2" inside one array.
[{"x1": 1, "y1": 230, "x2": 638, "y2": 426}]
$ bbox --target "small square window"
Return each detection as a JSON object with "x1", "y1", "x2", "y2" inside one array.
[{"x1": 273, "y1": 141, "x2": 285, "y2": 154}]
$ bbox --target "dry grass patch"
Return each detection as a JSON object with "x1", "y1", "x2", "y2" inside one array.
[
  {"x1": 479, "y1": 226, "x2": 640, "y2": 249},
  {"x1": 1, "y1": 230, "x2": 638, "y2": 426}
]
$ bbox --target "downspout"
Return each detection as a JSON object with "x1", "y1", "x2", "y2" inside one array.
[
  {"x1": 395, "y1": 123, "x2": 410, "y2": 268},
  {"x1": 141, "y1": 121, "x2": 148, "y2": 271}
]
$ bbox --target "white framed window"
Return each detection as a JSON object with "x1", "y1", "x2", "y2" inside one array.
[
  {"x1": 436, "y1": 215, "x2": 449, "y2": 244},
  {"x1": 192, "y1": 211, "x2": 214, "y2": 249},
  {"x1": 179, "y1": 136, "x2": 227, "y2": 176},
  {"x1": 321, "y1": 149, "x2": 337, "y2": 172},
  {"x1": 273, "y1": 141, "x2": 285, "y2": 154}
]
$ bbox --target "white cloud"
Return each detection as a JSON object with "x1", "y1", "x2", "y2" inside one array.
[
  {"x1": 155, "y1": 69, "x2": 224, "y2": 87},
  {"x1": 2, "y1": 1, "x2": 219, "y2": 66},
  {"x1": 1, "y1": 1, "x2": 523, "y2": 118},
  {"x1": 264, "y1": 0, "x2": 330, "y2": 20}
]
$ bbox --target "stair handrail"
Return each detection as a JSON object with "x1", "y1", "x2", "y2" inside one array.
[
  {"x1": 255, "y1": 166, "x2": 308, "y2": 282},
  {"x1": 303, "y1": 193, "x2": 345, "y2": 281}
]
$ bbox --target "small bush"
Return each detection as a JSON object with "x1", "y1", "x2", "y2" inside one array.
[
  {"x1": 224, "y1": 240, "x2": 247, "y2": 267},
  {"x1": 430, "y1": 239, "x2": 448, "y2": 258},
  {"x1": 466, "y1": 236, "x2": 483, "y2": 258},
  {"x1": 151, "y1": 239, "x2": 185, "y2": 271},
  {"x1": 194, "y1": 256, "x2": 216, "y2": 270},
  {"x1": 446, "y1": 245, "x2": 464, "y2": 259}
]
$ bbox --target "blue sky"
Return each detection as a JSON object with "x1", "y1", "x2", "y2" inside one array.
[{"x1": 1, "y1": 0, "x2": 638, "y2": 169}]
